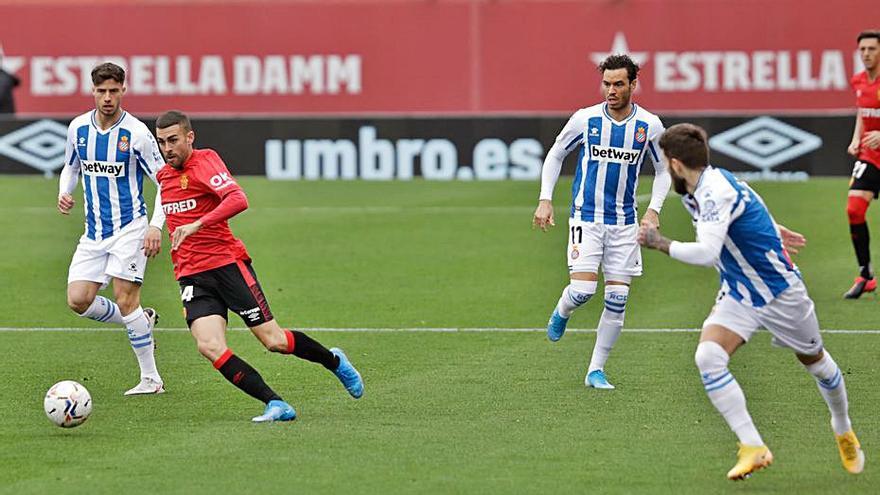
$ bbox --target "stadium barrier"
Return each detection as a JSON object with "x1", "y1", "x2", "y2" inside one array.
[{"x1": 0, "y1": 115, "x2": 855, "y2": 180}]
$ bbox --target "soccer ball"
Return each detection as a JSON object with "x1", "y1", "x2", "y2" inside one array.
[{"x1": 44, "y1": 380, "x2": 92, "y2": 428}]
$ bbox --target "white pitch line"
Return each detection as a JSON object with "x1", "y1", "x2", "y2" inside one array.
[{"x1": 1, "y1": 327, "x2": 878, "y2": 334}]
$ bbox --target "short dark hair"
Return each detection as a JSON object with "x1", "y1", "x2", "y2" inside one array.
[
  {"x1": 91, "y1": 62, "x2": 125, "y2": 85},
  {"x1": 156, "y1": 110, "x2": 192, "y2": 132},
  {"x1": 598, "y1": 54, "x2": 640, "y2": 83},
  {"x1": 658, "y1": 123, "x2": 709, "y2": 170},
  {"x1": 858, "y1": 30, "x2": 880, "y2": 43}
]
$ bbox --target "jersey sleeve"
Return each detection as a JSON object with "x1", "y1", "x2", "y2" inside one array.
[
  {"x1": 196, "y1": 150, "x2": 243, "y2": 199},
  {"x1": 668, "y1": 179, "x2": 737, "y2": 267},
  {"x1": 132, "y1": 124, "x2": 166, "y2": 184},
  {"x1": 59, "y1": 122, "x2": 81, "y2": 195},
  {"x1": 539, "y1": 109, "x2": 587, "y2": 200},
  {"x1": 646, "y1": 117, "x2": 670, "y2": 213}
]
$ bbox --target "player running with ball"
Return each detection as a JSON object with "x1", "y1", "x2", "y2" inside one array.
[{"x1": 154, "y1": 110, "x2": 363, "y2": 422}]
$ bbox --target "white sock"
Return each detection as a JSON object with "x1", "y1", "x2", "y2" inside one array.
[
  {"x1": 123, "y1": 307, "x2": 161, "y2": 382},
  {"x1": 695, "y1": 341, "x2": 763, "y2": 446},
  {"x1": 79, "y1": 295, "x2": 125, "y2": 325},
  {"x1": 555, "y1": 280, "x2": 597, "y2": 318},
  {"x1": 589, "y1": 285, "x2": 629, "y2": 373},
  {"x1": 804, "y1": 351, "x2": 852, "y2": 435}
]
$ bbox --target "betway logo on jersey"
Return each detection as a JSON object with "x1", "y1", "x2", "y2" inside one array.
[
  {"x1": 589, "y1": 145, "x2": 640, "y2": 164},
  {"x1": 163, "y1": 198, "x2": 197, "y2": 214},
  {"x1": 81, "y1": 160, "x2": 125, "y2": 178}
]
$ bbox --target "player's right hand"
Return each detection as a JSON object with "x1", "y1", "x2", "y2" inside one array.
[
  {"x1": 57, "y1": 193, "x2": 74, "y2": 215},
  {"x1": 533, "y1": 200, "x2": 555, "y2": 232},
  {"x1": 847, "y1": 140, "x2": 860, "y2": 157}
]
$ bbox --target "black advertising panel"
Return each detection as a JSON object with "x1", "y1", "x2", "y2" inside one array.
[{"x1": 0, "y1": 115, "x2": 858, "y2": 180}]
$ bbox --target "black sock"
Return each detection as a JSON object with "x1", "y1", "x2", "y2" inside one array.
[
  {"x1": 216, "y1": 352, "x2": 282, "y2": 404},
  {"x1": 288, "y1": 330, "x2": 340, "y2": 371},
  {"x1": 850, "y1": 223, "x2": 873, "y2": 279}
]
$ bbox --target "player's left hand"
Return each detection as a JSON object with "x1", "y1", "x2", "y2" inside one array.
[
  {"x1": 143, "y1": 226, "x2": 162, "y2": 258},
  {"x1": 778, "y1": 225, "x2": 806, "y2": 255},
  {"x1": 861, "y1": 131, "x2": 880, "y2": 150},
  {"x1": 640, "y1": 208, "x2": 660, "y2": 229},
  {"x1": 171, "y1": 221, "x2": 202, "y2": 251}
]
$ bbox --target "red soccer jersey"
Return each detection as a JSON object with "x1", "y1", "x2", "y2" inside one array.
[
  {"x1": 157, "y1": 148, "x2": 250, "y2": 279},
  {"x1": 852, "y1": 71, "x2": 880, "y2": 168}
]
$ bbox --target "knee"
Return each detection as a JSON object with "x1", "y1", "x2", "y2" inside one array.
[
  {"x1": 695, "y1": 341, "x2": 729, "y2": 373},
  {"x1": 196, "y1": 338, "x2": 226, "y2": 362},
  {"x1": 847, "y1": 196, "x2": 869, "y2": 224},
  {"x1": 66, "y1": 293, "x2": 93, "y2": 314}
]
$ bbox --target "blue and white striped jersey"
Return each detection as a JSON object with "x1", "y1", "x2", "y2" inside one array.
[
  {"x1": 64, "y1": 110, "x2": 165, "y2": 241},
  {"x1": 682, "y1": 166, "x2": 801, "y2": 308},
  {"x1": 548, "y1": 103, "x2": 665, "y2": 225}
]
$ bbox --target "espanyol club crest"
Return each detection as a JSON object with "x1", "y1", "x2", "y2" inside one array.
[
  {"x1": 635, "y1": 126, "x2": 647, "y2": 143},
  {"x1": 117, "y1": 135, "x2": 129, "y2": 152},
  {"x1": 180, "y1": 174, "x2": 189, "y2": 190},
  {"x1": 571, "y1": 246, "x2": 580, "y2": 260}
]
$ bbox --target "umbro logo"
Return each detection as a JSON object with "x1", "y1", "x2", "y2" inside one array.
[
  {"x1": 0, "y1": 120, "x2": 68, "y2": 177},
  {"x1": 709, "y1": 117, "x2": 821, "y2": 171}
]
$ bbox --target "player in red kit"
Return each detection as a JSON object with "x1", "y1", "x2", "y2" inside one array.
[
  {"x1": 845, "y1": 30, "x2": 880, "y2": 298},
  {"x1": 154, "y1": 110, "x2": 363, "y2": 422}
]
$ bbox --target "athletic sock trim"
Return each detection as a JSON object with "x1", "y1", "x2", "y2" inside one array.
[
  {"x1": 284, "y1": 330, "x2": 295, "y2": 354},
  {"x1": 213, "y1": 348, "x2": 233, "y2": 369}
]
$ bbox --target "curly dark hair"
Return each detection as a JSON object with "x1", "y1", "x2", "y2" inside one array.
[{"x1": 597, "y1": 54, "x2": 640, "y2": 83}]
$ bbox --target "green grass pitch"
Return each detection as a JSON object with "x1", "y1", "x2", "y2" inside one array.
[{"x1": 0, "y1": 175, "x2": 877, "y2": 494}]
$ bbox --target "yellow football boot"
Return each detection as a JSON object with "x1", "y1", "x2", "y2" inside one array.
[
  {"x1": 835, "y1": 430, "x2": 865, "y2": 474},
  {"x1": 727, "y1": 443, "x2": 773, "y2": 481}
]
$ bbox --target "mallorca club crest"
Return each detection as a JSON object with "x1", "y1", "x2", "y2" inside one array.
[
  {"x1": 635, "y1": 126, "x2": 647, "y2": 143},
  {"x1": 180, "y1": 174, "x2": 189, "y2": 190},
  {"x1": 117, "y1": 135, "x2": 129, "y2": 152}
]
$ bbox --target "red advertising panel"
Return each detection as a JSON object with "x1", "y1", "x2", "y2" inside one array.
[{"x1": 0, "y1": 0, "x2": 872, "y2": 115}]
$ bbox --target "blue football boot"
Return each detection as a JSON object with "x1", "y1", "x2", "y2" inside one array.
[
  {"x1": 546, "y1": 309, "x2": 569, "y2": 342},
  {"x1": 330, "y1": 348, "x2": 364, "y2": 399},
  {"x1": 586, "y1": 369, "x2": 615, "y2": 390},
  {"x1": 252, "y1": 399, "x2": 297, "y2": 423}
]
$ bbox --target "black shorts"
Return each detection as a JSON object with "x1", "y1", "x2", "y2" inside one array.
[
  {"x1": 849, "y1": 160, "x2": 880, "y2": 198},
  {"x1": 178, "y1": 261, "x2": 274, "y2": 328}
]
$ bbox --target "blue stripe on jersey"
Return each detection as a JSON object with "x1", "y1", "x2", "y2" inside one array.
[
  {"x1": 565, "y1": 134, "x2": 583, "y2": 151},
  {"x1": 718, "y1": 169, "x2": 795, "y2": 299},
  {"x1": 647, "y1": 141, "x2": 659, "y2": 163},
  {"x1": 116, "y1": 128, "x2": 134, "y2": 229},
  {"x1": 581, "y1": 117, "x2": 603, "y2": 222},
  {"x1": 136, "y1": 164, "x2": 146, "y2": 216},
  {"x1": 623, "y1": 120, "x2": 650, "y2": 225},
  {"x1": 719, "y1": 246, "x2": 767, "y2": 307},
  {"x1": 94, "y1": 132, "x2": 114, "y2": 239},
  {"x1": 133, "y1": 149, "x2": 149, "y2": 216},
  {"x1": 77, "y1": 125, "x2": 97, "y2": 240},
  {"x1": 570, "y1": 145, "x2": 585, "y2": 218},
  {"x1": 602, "y1": 123, "x2": 626, "y2": 225}
]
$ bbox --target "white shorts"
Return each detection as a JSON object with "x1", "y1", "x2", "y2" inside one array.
[
  {"x1": 702, "y1": 281, "x2": 823, "y2": 355},
  {"x1": 567, "y1": 218, "x2": 642, "y2": 280},
  {"x1": 67, "y1": 216, "x2": 149, "y2": 288}
]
